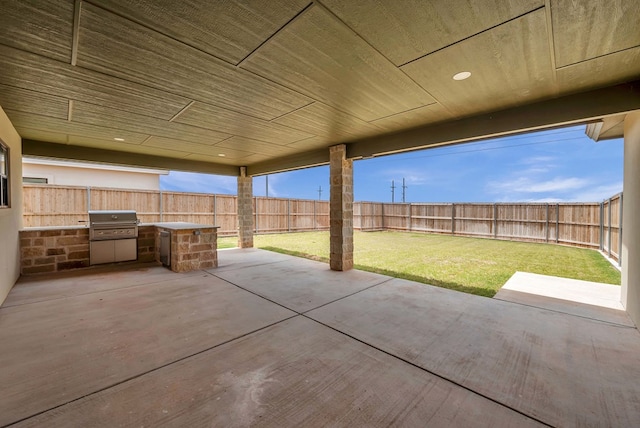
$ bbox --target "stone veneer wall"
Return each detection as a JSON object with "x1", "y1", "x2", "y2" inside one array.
[
  {"x1": 137, "y1": 225, "x2": 156, "y2": 263},
  {"x1": 20, "y1": 228, "x2": 90, "y2": 274},
  {"x1": 20, "y1": 225, "x2": 217, "y2": 275},
  {"x1": 155, "y1": 227, "x2": 217, "y2": 273},
  {"x1": 329, "y1": 144, "x2": 354, "y2": 271},
  {"x1": 237, "y1": 168, "x2": 254, "y2": 248}
]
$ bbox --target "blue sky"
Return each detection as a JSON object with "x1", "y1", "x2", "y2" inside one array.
[{"x1": 160, "y1": 125, "x2": 623, "y2": 203}]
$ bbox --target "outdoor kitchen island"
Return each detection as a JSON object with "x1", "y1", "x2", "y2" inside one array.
[
  {"x1": 19, "y1": 222, "x2": 219, "y2": 275},
  {"x1": 152, "y1": 223, "x2": 219, "y2": 273}
]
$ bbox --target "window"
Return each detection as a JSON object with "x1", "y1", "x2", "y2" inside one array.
[
  {"x1": 23, "y1": 177, "x2": 48, "y2": 184},
  {"x1": 0, "y1": 141, "x2": 8, "y2": 208}
]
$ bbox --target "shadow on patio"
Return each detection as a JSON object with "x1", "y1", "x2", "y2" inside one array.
[{"x1": 1, "y1": 248, "x2": 639, "y2": 427}]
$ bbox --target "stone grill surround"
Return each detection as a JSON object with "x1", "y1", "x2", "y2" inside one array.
[
  {"x1": 19, "y1": 224, "x2": 217, "y2": 275},
  {"x1": 20, "y1": 228, "x2": 90, "y2": 274}
]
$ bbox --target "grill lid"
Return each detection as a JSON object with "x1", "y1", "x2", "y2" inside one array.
[{"x1": 88, "y1": 210, "x2": 138, "y2": 225}]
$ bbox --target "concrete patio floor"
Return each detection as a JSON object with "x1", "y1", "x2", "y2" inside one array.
[{"x1": 1, "y1": 249, "x2": 639, "y2": 427}]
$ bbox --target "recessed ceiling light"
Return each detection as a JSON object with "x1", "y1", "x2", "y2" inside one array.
[
  {"x1": 114, "y1": 137, "x2": 125, "y2": 141},
  {"x1": 218, "y1": 153, "x2": 226, "y2": 157},
  {"x1": 452, "y1": 71, "x2": 471, "y2": 81}
]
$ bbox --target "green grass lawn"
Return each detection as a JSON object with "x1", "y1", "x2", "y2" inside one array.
[{"x1": 217, "y1": 231, "x2": 621, "y2": 297}]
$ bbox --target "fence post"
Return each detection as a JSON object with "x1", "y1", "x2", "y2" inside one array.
[
  {"x1": 86, "y1": 186, "x2": 91, "y2": 211},
  {"x1": 313, "y1": 200, "x2": 317, "y2": 230},
  {"x1": 545, "y1": 203, "x2": 550, "y2": 243},
  {"x1": 213, "y1": 194, "x2": 218, "y2": 226},
  {"x1": 599, "y1": 202, "x2": 604, "y2": 251},
  {"x1": 381, "y1": 203, "x2": 385, "y2": 230},
  {"x1": 408, "y1": 203, "x2": 412, "y2": 231},
  {"x1": 608, "y1": 198, "x2": 612, "y2": 258},
  {"x1": 159, "y1": 190, "x2": 163, "y2": 222},
  {"x1": 618, "y1": 193, "x2": 623, "y2": 266},
  {"x1": 451, "y1": 203, "x2": 456, "y2": 235},
  {"x1": 493, "y1": 203, "x2": 498, "y2": 239},
  {"x1": 287, "y1": 199, "x2": 291, "y2": 232},
  {"x1": 556, "y1": 204, "x2": 560, "y2": 244},
  {"x1": 255, "y1": 197, "x2": 259, "y2": 233}
]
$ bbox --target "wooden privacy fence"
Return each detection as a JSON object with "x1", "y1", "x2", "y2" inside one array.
[
  {"x1": 22, "y1": 185, "x2": 329, "y2": 236},
  {"x1": 354, "y1": 197, "x2": 622, "y2": 263},
  {"x1": 23, "y1": 185, "x2": 622, "y2": 262}
]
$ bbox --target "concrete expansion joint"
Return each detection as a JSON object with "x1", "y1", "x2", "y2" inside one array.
[{"x1": 301, "y1": 314, "x2": 554, "y2": 428}]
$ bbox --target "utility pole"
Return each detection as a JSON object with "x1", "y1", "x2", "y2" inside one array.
[
  {"x1": 402, "y1": 177, "x2": 407, "y2": 203},
  {"x1": 317, "y1": 185, "x2": 322, "y2": 200},
  {"x1": 265, "y1": 175, "x2": 269, "y2": 198},
  {"x1": 391, "y1": 180, "x2": 396, "y2": 203}
]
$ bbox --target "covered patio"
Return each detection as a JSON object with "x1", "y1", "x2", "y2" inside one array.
[
  {"x1": 2, "y1": 249, "x2": 638, "y2": 427},
  {"x1": 1, "y1": 2, "x2": 640, "y2": 425}
]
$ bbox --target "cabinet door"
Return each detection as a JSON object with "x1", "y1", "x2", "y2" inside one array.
[
  {"x1": 115, "y1": 238, "x2": 137, "y2": 262},
  {"x1": 90, "y1": 241, "x2": 114, "y2": 265}
]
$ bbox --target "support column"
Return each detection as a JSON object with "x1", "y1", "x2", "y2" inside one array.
[
  {"x1": 237, "y1": 166, "x2": 254, "y2": 248},
  {"x1": 622, "y1": 110, "x2": 640, "y2": 326},
  {"x1": 329, "y1": 144, "x2": 353, "y2": 271}
]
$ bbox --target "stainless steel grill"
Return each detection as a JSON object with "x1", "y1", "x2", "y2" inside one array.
[
  {"x1": 88, "y1": 210, "x2": 139, "y2": 241},
  {"x1": 88, "y1": 210, "x2": 138, "y2": 265}
]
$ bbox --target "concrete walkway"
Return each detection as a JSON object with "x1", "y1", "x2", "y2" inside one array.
[
  {"x1": 1, "y1": 249, "x2": 639, "y2": 427},
  {"x1": 495, "y1": 271, "x2": 633, "y2": 327}
]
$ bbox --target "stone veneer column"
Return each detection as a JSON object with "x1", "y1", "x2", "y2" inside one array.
[
  {"x1": 237, "y1": 166, "x2": 254, "y2": 248},
  {"x1": 329, "y1": 144, "x2": 353, "y2": 271},
  {"x1": 622, "y1": 110, "x2": 640, "y2": 326}
]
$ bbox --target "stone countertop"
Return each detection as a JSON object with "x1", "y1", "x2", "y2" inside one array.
[
  {"x1": 21, "y1": 225, "x2": 88, "y2": 231},
  {"x1": 148, "y1": 222, "x2": 219, "y2": 230},
  {"x1": 23, "y1": 222, "x2": 219, "y2": 232}
]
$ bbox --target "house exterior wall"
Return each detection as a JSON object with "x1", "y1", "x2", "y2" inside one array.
[
  {"x1": 622, "y1": 111, "x2": 640, "y2": 326},
  {"x1": 22, "y1": 160, "x2": 163, "y2": 190},
  {"x1": 0, "y1": 106, "x2": 22, "y2": 306}
]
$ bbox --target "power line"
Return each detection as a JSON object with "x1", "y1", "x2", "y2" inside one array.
[{"x1": 376, "y1": 135, "x2": 588, "y2": 163}]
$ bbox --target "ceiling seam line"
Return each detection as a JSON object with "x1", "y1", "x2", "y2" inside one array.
[
  {"x1": 77, "y1": 2, "x2": 322, "y2": 116},
  {"x1": 59, "y1": 56, "x2": 313, "y2": 123},
  {"x1": 284, "y1": 135, "x2": 320, "y2": 147},
  {"x1": 313, "y1": 0, "x2": 437, "y2": 101},
  {"x1": 555, "y1": 44, "x2": 640, "y2": 70},
  {"x1": 229, "y1": 65, "x2": 375, "y2": 122},
  {"x1": 64, "y1": 99, "x2": 188, "y2": 123},
  {"x1": 70, "y1": 0, "x2": 82, "y2": 66},
  {"x1": 168, "y1": 101, "x2": 196, "y2": 122},
  {"x1": 13, "y1": 109, "x2": 234, "y2": 145},
  {"x1": 8, "y1": 115, "x2": 151, "y2": 143},
  {"x1": 80, "y1": 0, "x2": 239, "y2": 68},
  {"x1": 543, "y1": 0, "x2": 558, "y2": 81},
  {"x1": 398, "y1": 5, "x2": 546, "y2": 68},
  {"x1": 366, "y1": 102, "x2": 440, "y2": 123},
  {"x1": 268, "y1": 101, "x2": 316, "y2": 122},
  {"x1": 0, "y1": 35, "x2": 315, "y2": 121},
  {"x1": 71, "y1": 63, "x2": 308, "y2": 122},
  {"x1": 235, "y1": 2, "x2": 315, "y2": 68}
]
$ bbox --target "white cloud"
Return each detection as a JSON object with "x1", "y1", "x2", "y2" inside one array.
[
  {"x1": 160, "y1": 172, "x2": 237, "y2": 194},
  {"x1": 488, "y1": 177, "x2": 589, "y2": 194},
  {"x1": 379, "y1": 168, "x2": 430, "y2": 185},
  {"x1": 520, "y1": 155, "x2": 556, "y2": 165},
  {"x1": 570, "y1": 182, "x2": 622, "y2": 202}
]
